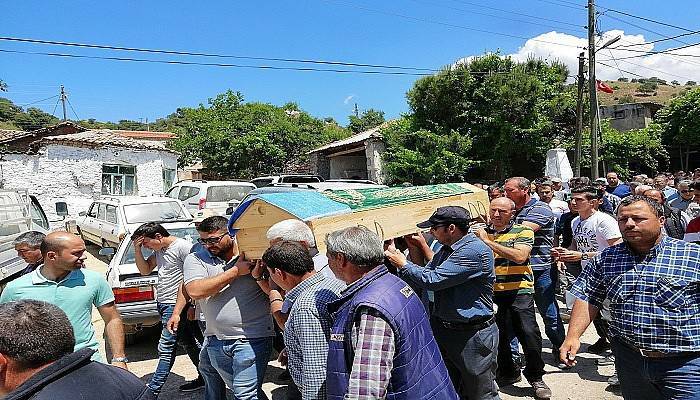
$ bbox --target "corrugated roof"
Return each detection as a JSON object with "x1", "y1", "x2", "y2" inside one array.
[
  {"x1": 34, "y1": 130, "x2": 177, "y2": 154},
  {"x1": 309, "y1": 125, "x2": 384, "y2": 154}
]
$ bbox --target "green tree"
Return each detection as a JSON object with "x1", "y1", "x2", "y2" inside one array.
[
  {"x1": 638, "y1": 81, "x2": 658, "y2": 94},
  {"x1": 617, "y1": 77, "x2": 629, "y2": 82},
  {"x1": 168, "y1": 90, "x2": 350, "y2": 178},
  {"x1": 686, "y1": 81, "x2": 697, "y2": 86},
  {"x1": 599, "y1": 120, "x2": 668, "y2": 177},
  {"x1": 348, "y1": 108, "x2": 385, "y2": 133},
  {"x1": 655, "y1": 87, "x2": 700, "y2": 148},
  {"x1": 13, "y1": 107, "x2": 59, "y2": 131},
  {"x1": 403, "y1": 54, "x2": 576, "y2": 180}
]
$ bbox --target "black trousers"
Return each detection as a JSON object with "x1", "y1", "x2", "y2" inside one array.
[
  {"x1": 433, "y1": 320, "x2": 500, "y2": 400},
  {"x1": 494, "y1": 292, "x2": 545, "y2": 382}
]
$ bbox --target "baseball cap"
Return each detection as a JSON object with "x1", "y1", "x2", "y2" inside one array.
[
  {"x1": 417, "y1": 206, "x2": 471, "y2": 228},
  {"x1": 595, "y1": 177, "x2": 607, "y2": 184},
  {"x1": 550, "y1": 177, "x2": 562, "y2": 183}
]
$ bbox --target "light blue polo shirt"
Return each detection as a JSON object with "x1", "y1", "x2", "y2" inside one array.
[{"x1": 0, "y1": 267, "x2": 114, "y2": 361}]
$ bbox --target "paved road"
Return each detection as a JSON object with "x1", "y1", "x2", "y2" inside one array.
[{"x1": 85, "y1": 244, "x2": 622, "y2": 400}]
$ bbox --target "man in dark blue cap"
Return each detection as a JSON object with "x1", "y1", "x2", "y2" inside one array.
[{"x1": 385, "y1": 206, "x2": 500, "y2": 400}]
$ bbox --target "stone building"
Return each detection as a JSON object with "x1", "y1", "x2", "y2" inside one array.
[
  {"x1": 0, "y1": 123, "x2": 178, "y2": 225},
  {"x1": 308, "y1": 124, "x2": 387, "y2": 184},
  {"x1": 599, "y1": 102, "x2": 663, "y2": 131}
]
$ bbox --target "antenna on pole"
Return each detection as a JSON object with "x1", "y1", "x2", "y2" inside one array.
[
  {"x1": 60, "y1": 85, "x2": 68, "y2": 121},
  {"x1": 354, "y1": 103, "x2": 359, "y2": 118}
]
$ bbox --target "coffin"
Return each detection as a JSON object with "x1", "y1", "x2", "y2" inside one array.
[{"x1": 228, "y1": 183, "x2": 488, "y2": 259}]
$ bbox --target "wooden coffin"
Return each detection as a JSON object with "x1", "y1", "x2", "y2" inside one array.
[{"x1": 228, "y1": 183, "x2": 488, "y2": 259}]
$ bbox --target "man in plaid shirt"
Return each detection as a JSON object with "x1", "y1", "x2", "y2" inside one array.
[{"x1": 561, "y1": 195, "x2": 700, "y2": 400}]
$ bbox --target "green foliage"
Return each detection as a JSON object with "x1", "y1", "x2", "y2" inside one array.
[
  {"x1": 168, "y1": 90, "x2": 350, "y2": 178},
  {"x1": 0, "y1": 80, "x2": 6, "y2": 92},
  {"x1": 655, "y1": 87, "x2": 700, "y2": 147},
  {"x1": 618, "y1": 94, "x2": 636, "y2": 104},
  {"x1": 401, "y1": 54, "x2": 576, "y2": 180},
  {"x1": 599, "y1": 120, "x2": 668, "y2": 177},
  {"x1": 687, "y1": 81, "x2": 697, "y2": 86},
  {"x1": 638, "y1": 81, "x2": 658, "y2": 94},
  {"x1": 617, "y1": 77, "x2": 629, "y2": 82},
  {"x1": 348, "y1": 109, "x2": 385, "y2": 133},
  {"x1": 0, "y1": 98, "x2": 59, "y2": 131},
  {"x1": 671, "y1": 80, "x2": 680, "y2": 86},
  {"x1": 381, "y1": 117, "x2": 476, "y2": 185}
]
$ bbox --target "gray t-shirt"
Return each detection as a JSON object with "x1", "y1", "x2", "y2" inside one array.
[
  {"x1": 183, "y1": 249, "x2": 274, "y2": 339},
  {"x1": 154, "y1": 237, "x2": 192, "y2": 304}
]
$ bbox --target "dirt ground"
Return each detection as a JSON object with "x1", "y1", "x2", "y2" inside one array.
[{"x1": 86, "y1": 245, "x2": 622, "y2": 400}]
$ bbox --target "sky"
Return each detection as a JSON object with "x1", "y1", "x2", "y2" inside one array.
[{"x1": 1, "y1": 0, "x2": 699, "y2": 127}]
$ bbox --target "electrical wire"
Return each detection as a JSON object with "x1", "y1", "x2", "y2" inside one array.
[
  {"x1": 597, "y1": 5, "x2": 695, "y2": 33},
  {"x1": 0, "y1": 36, "x2": 437, "y2": 73},
  {"x1": 597, "y1": 61, "x2": 643, "y2": 77},
  {"x1": 446, "y1": 0, "x2": 584, "y2": 28},
  {"x1": 66, "y1": 97, "x2": 79, "y2": 120},
  {"x1": 20, "y1": 95, "x2": 59, "y2": 107},
  {"x1": 614, "y1": 30, "x2": 700, "y2": 48}
]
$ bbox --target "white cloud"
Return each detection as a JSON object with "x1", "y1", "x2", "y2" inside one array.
[
  {"x1": 343, "y1": 94, "x2": 356, "y2": 105},
  {"x1": 458, "y1": 30, "x2": 700, "y2": 84}
]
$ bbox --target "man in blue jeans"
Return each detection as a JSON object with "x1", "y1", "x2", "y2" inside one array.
[
  {"x1": 562, "y1": 195, "x2": 700, "y2": 399},
  {"x1": 505, "y1": 177, "x2": 566, "y2": 366},
  {"x1": 184, "y1": 216, "x2": 275, "y2": 400},
  {"x1": 133, "y1": 223, "x2": 203, "y2": 396}
]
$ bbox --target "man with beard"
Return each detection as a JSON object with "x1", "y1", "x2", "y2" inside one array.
[{"x1": 183, "y1": 216, "x2": 274, "y2": 400}]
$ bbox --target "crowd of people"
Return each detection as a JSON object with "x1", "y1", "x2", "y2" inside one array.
[{"x1": 1, "y1": 169, "x2": 699, "y2": 400}]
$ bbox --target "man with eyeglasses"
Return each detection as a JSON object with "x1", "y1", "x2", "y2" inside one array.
[
  {"x1": 385, "y1": 206, "x2": 499, "y2": 400},
  {"x1": 183, "y1": 216, "x2": 274, "y2": 400},
  {"x1": 669, "y1": 180, "x2": 695, "y2": 212}
]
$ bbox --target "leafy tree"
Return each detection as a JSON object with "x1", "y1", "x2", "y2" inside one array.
[
  {"x1": 638, "y1": 81, "x2": 658, "y2": 94},
  {"x1": 0, "y1": 80, "x2": 6, "y2": 92},
  {"x1": 671, "y1": 80, "x2": 680, "y2": 86},
  {"x1": 687, "y1": 81, "x2": 697, "y2": 86},
  {"x1": 655, "y1": 87, "x2": 700, "y2": 148},
  {"x1": 599, "y1": 120, "x2": 668, "y2": 177},
  {"x1": 617, "y1": 94, "x2": 636, "y2": 104},
  {"x1": 0, "y1": 98, "x2": 23, "y2": 123},
  {"x1": 348, "y1": 108, "x2": 385, "y2": 133},
  {"x1": 168, "y1": 90, "x2": 350, "y2": 178},
  {"x1": 13, "y1": 107, "x2": 59, "y2": 131},
  {"x1": 617, "y1": 77, "x2": 629, "y2": 82},
  {"x1": 403, "y1": 54, "x2": 576, "y2": 180}
]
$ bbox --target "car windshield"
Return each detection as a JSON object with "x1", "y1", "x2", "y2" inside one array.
[
  {"x1": 123, "y1": 201, "x2": 190, "y2": 224},
  {"x1": 206, "y1": 185, "x2": 253, "y2": 203},
  {"x1": 120, "y1": 226, "x2": 198, "y2": 265}
]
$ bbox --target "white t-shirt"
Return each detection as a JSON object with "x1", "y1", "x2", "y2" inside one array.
[
  {"x1": 571, "y1": 211, "x2": 621, "y2": 268},
  {"x1": 546, "y1": 199, "x2": 570, "y2": 218},
  {"x1": 154, "y1": 237, "x2": 192, "y2": 304}
]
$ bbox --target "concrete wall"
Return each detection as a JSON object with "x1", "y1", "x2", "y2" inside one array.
[
  {"x1": 365, "y1": 137, "x2": 386, "y2": 184},
  {"x1": 329, "y1": 152, "x2": 368, "y2": 180},
  {"x1": 0, "y1": 144, "x2": 177, "y2": 227},
  {"x1": 599, "y1": 103, "x2": 658, "y2": 132}
]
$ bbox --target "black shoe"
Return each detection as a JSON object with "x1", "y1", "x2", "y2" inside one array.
[
  {"x1": 496, "y1": 373, "x2": 522, "y2": 386},
  {"x1": 530, "y1": 379, "x2": 552, "y2": 399},
  {"x1": 587, "y1": 339, "x2": 611, "y2": 354},
  {"x1": 513, "y1": 353, "x2": 527, "y2": 370},
  {"x1": 179, "y1": 377, "x2": 204, "y2": 392}
]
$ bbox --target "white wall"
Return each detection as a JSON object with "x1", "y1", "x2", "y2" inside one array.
[{"x1": 0, "y1": 144, "x2": 177, "y2": 228}]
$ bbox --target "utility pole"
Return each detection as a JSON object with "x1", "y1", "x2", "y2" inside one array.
[
  {"x1": 354, "y1": 103, "x2": 359, "y2": 118},
  {"x1": 59, "y1": 85, "x2": 68, "y2": 121},
  {"x1": 588, "y1": 0, "x2": 599, "y2": 179},
  {"x1": 575, "y1": 52, "x2": 585, "y2": 177}
]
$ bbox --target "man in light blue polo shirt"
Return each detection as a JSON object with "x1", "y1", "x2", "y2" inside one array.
[{"x1": 0, "y1": 232, "x2": 128, "y2": 369}]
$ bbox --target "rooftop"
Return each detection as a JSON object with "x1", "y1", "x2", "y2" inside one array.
[{"x1": 33, "y1": 129, "x2": 177, "y2": 154}]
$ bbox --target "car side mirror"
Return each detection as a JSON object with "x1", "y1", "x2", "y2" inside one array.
[
  {"x1": 78, "y1": 211, "x2": 86, "y2": 217},
  {"x1": 55, "y1": 202, "x2": 68, "y2": 217},
  {"x1": 99, "y1": 247, "x2": 116, "y2": 261}
]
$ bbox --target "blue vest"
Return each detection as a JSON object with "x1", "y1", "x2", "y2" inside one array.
[{"x1": 326, "y1": 265, "x2": 458, "y2": 400}]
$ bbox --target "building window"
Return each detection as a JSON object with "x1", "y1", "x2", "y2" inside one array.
[
  {"x1": 102, "y1": 165, "x2": 136, "y2": 195},
  {"x1": 163, "y1": 168, "x2": 176, "y2": 192},
  {"x1": 613, "y1": 110, "x2": 626, "y2": 119}
]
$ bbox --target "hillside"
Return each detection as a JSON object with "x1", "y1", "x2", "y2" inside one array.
[{"x1": 597, "y1": 79, "x2": 695, "y2": 106}]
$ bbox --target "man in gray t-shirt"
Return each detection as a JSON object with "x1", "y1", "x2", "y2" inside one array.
[
  {"x1": 183, "y1": 216, "x2": 274, "y2": 400},
  {"x1": 132, "y1": 223, "x2": 201, "y2": 397}
]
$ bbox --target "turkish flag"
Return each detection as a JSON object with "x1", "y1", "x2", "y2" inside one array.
[{"x1": 596, "y1": 80, "x2": 614, "y2": 93}]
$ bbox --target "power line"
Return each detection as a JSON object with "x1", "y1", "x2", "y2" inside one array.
[
  {"x1": 446, "y1": 0, "x2": 584, "y2": 28},
  {"x1": 0, "y1": 48, "x2": 434, "y2": 76},
  {"x1": 601, "y1": 41, "x2": 700, "y2": 61},
  {"x1": 614, "y1": 30, "x2": 700, "y2": 48},
  {"x1": 320, "y1": 0, "x2": 584, "y2": 48},
  {"x1": 20, "y1": 94, "x2": 58, "y2": 107},
  {"x1": 409, "y1": 0, "x2": 584, "y2": 33},
  {"x1": 531, "y1": 0, "x2": 584, "y2": 11},
  {"x1": 0, "y1": 36, "x2": 437, "y2": 73},
  {"x1": 66, "y1": 97, "x2": 79, "y2": 120},
  {"x1": 597, "y1": 6, "x2": 695, "y2": 33}
]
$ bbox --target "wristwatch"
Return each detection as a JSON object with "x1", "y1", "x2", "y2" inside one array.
[
  {"x1": 111, "y1": 356, "x2": 129, "y2": 363},
  {"x1": 580, "y1": 252, "x2": 590, "y2": 260}
]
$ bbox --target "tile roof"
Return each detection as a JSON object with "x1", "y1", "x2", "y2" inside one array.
[
  {"x1": 0, "y1": 129, "x2": 26, "y2": 143},
  {"x1": 309, "y1": 122, "x2": 389, "y2": 154},
  {"x1": 33, "y1": 130, "x2": 177, "y2": 154},
  {"x1": 113, "y1": 130, "x2": 177, "y2": 140}
]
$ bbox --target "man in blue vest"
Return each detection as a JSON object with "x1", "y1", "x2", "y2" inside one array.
[
  {"x1": 386, "y1": 206, "x2": 500, "y2": 400},
  {"x1": 324, "y1": 226, "x2": 458, "y2": 400}
]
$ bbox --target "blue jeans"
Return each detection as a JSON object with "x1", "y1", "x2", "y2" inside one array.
[
  {"x1": 205, "y1": 336, "x2": 273, "y2": 400},
  {"x1": 613, "y1": 338, "x2": 700, "y2": 400},
  {"x1": 147, "y1": 303, "x2": 197, "y2": 395},
  {"x1": 533, "y1": 266, "x2": 565, "y2": 352},
  {"x1": 199, "y1": 328, "x2": 228, "y2": 400}
]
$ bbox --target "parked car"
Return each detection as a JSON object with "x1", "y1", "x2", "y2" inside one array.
[
  {"x1": 250, "y1": 174, "x2": 324, "y2": 188},
  {"x1": 0, "y1": 190, "x2": 55, "y2": 288},
  {"x1": 76, "y1": 196, "x2": 192, "y2": 248},
  {"x1": 166, "y1": 180, "x2": 256, "y2": 215},
  {"x1": 102, "y1": 221, "x2": 197, "y2": 342}
]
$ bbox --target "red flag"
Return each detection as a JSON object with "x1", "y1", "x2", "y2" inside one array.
[{"x1": 596, "y1": 80, "x2": 614, "y2": 94}]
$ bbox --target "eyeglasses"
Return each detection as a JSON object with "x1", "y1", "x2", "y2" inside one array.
[
  {"x1": 197, "y1": 233, "x2": 228, "y2": 245},
  {"x1": 681, "y1": 190, "x2": 693, "y2": 193}
]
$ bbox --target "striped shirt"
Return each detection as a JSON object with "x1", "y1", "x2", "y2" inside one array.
[
  {"x1": 571, "y1": 235, "x2": 700, "y2": 352},
  {"x1": 488, "y1": 223, "x2": 535, "y2": 295},
  {"x1": 514, "y1": 198, "x2": 556, "y2": 271}
]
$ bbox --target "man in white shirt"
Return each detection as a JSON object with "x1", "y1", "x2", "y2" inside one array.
[
  {"x1": 552, "y1": 186, "x2": 622, "y2": 367},
  {"x1": 537, "y1": 180, "x2": 569, "y2": 219}
]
